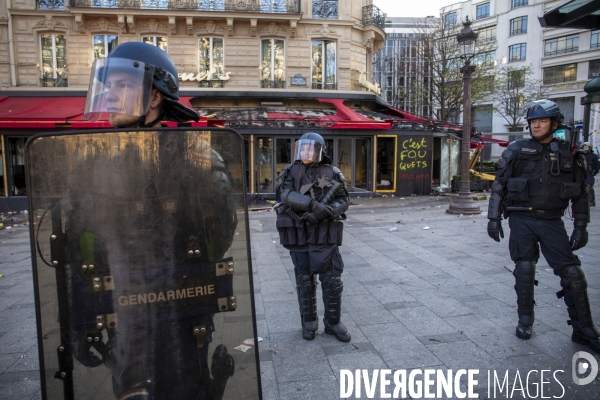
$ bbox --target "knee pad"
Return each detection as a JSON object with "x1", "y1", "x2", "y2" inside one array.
[
  {"x1": 513, "y1": 261, "x2": 536, "y2": 281},
  {"x1": 322, "y1": 276, "x2": 343, "y2": 296},
  {"x1": 560, "y1": 265, "x2": 587, "y2": 292}
]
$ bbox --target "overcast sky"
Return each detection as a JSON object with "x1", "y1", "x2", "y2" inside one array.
[{"x1": 373, "y1": 0, "x2": 455, "y2": 18}]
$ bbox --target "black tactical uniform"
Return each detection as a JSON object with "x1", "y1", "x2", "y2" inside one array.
[
  {"x1": 582, "y1": 142, "x2": 600, "y2": 206},
  {"x1": 276, "y1": 132, "x2": 351, "y2": 342},
  {"x1": 74, "y1": 42, "x2": 236, "y2": 399},
  {"x1": 487, "y1": 100, "x2": 599, "y2": 354}
]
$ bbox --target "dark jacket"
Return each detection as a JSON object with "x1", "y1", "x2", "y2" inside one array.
[
  {"x1": 487, "y1": 138, "x2": 589, "y2": 222},
  {"x1": 275, "y1": 161, "x2": 349, "y2": 250}
]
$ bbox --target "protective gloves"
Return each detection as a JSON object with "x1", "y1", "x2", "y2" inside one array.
[
  {"x1": 309, "y1": 200, "x2": 334, "y2": 220},
  {"x1": 570, "y1": 220, "x2": 588, "y2": 250},
  {"x1": 487, "y1": 219, "x2": 504, "y2": 242}
]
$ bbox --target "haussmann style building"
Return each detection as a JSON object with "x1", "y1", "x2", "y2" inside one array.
[{"x1": 0, "y1": 0, "x2": 464, "y2": 212}]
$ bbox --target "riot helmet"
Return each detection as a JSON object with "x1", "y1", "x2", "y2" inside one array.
[
  {"x1": 294, "y1": 132, "x2": 326, "y2": 164},
  {"x1": 517, "y1": 100, "x2": 564, "y2": 141},
  {"x1": 582, "y1": 142, "x2": 592, "y2": 149},
  {"x1": 84, "y1": 42, "x2": 199, "y2": 123}
]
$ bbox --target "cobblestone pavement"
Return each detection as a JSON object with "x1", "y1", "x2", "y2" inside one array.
[{"x1": 1, "y1": 193, "x2": 599, "y2": 399}]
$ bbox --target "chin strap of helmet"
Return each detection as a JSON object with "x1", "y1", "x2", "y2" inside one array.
[{"x1": 138, "y1": 112, "x2": 165, "y2": 128}]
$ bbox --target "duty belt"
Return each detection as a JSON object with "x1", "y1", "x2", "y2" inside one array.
[{"x1": 507, "y1": 206, "x2": 564, "y2": 219}]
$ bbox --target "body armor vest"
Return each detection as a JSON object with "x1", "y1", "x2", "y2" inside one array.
[
  {"x1": 276, "y1": 162, "x2": 345, "y2": 248},
  {"x1": 506, "y1": 139, "x2": 581, "y2": 212}
]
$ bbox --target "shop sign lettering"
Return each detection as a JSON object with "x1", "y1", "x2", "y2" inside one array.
[
  {"x1": 358, "y1": 71, "x2": 381, "y2": 95},
  {"x1": 399, "y1": 138, "x2": 428, "y2": 170},
  {"x1": 178, "y1": 68, "x2": 232, "y2": 82}
]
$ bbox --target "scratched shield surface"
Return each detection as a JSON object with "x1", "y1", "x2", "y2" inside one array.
[{"x1": 26, "y1": 128, "x2": 260, "y2": 400}]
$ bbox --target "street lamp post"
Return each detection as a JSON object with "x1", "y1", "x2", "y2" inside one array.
[{"x1": 447, "y1": 17, "x2": 481, "y2": 215}]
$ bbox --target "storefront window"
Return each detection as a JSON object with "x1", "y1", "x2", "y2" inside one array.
[
  {"x1": 275, "y1": 138, "x2": 291, "y2": 179},
  {"x1": 93, "y1": 35, "x2": 118, "y2": 60},
  {"x1": 40, "y1": 33, "x2": 67, "y2": 87},
  {"x1": 199, "y1": 37, "x2": 224, "y2": 79},
  {"x1": 337, "y1": 139, "x2": 352, "y2": 187},
  {"x1": 142, "y1": 36, "x2": 168, "y2": 52},
  {"x1": 8, "y1": 137, "x2": 26, "y2": 196},
  {"x1": 376, "y1": 136, "x2": 396, "y2": 191},
  {"x1": 355, "y1": 138, "x2": 369, "y2": 190},
  {"x1": 257, "y1": 137, "x2": 273, "y2": 193},
  {"x1": 261, "y1": 39, "x2": 285, "y2": 88},
  {"x1": 0, "y1": 143, "x2": 4, "y2": 197},
  {"x1": 311, "y1": 41, "x2": 336, "y2": 89}
]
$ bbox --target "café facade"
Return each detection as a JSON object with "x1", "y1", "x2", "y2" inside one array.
[{"x1": 0, "y1": 0, "x2": 462, "y2": 212}]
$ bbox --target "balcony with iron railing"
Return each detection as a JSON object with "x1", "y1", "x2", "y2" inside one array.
[
  {"x1": 362, "y1": 4, "x2": 385, "y2": 31},
  {"x1": 66, "y1": 0, "x2": 301, "y2": 13},
  {"x1": 38, "y1": 0, "x2": 64, "y2": 8}
]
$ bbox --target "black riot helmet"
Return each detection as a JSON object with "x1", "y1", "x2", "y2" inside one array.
[
  {"x1": 294, "y1": 132, "x2": 326, "y2": 164},
  {"x1": 84, "y1": 42, "x2": 199, "y2": 123},
  {"x1": 517, "y1": 99, "x2": 564, "y2": 141}
]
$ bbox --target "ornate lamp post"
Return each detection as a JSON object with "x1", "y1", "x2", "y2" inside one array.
[{"x1": 447, "y1": 17, "x2": 481, "y2": 215}]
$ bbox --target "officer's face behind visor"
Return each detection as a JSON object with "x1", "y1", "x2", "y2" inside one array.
[
  {"x1": 294, "y1": 140, "x2": 323, "y2": 164},
  {"x1": 84, "y1": 58, "x2": 154, "y2": 122}
]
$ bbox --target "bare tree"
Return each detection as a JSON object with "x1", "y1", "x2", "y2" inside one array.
[
  {"x1": 490, "y1": 64, "x2": 547, "y2": 132},
  {"x1": 411, "y1": 15, "x2": 496, "y2": 123}
]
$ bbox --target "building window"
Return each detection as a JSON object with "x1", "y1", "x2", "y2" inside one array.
[
  {"x1": 261, "y1": 39, "x2": 285, "y2": 88},
  {"x1": 589, "y1": 59, "x2": 600, "y2": 79},
  {"x1": 198, "y1": 37, "x2": 224, "y2": 86},
  {"x1": 477, "y1": 26, "x2": 496, "y2": 42},
  {"x1": 510, "y1": 16, "x2": 527, "y2": 35},
  {"x1": 311, "y1": 41, "x2": 336, "y2": 89},
  {"x1": 142, "y1": 36, "x2": 167, "y2": 52},
  {"x1": 40, "y1": 34, "x2": 67, "y2": 87},
  {"x1": 591, "y1": 31, "x2": 599, "y2": 49},
  {"x1": 544, "y1": 34, "x2": 579, "y2": 56},
  {"x1": 509, "y1": 43, "x2": 526, "y2": 62},
  {"x1": 312, "y1": 0, "x2": 338, "y2": 19},
  {"x1": 473, "y1": 50, "x2": 495, "y2": 67},
  {"x1": 444, "y1": 12, "x2": 457, "y2": 27},
  {"x1": 476, "y1": 2, "x2": 490, "y2": 20},
  {"x1": 93, "y1": 35, "x2": 118, "y2": 60},
  {"x1": 543, "y1": 63, "x2": 577, "y2": 85},
  {"x1": 511, "y1": 0, "x2": 528, "y2": 9}
]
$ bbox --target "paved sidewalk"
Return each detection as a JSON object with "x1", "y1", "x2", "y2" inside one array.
[{"x1": 1, "y1": 194, "x2": 599, "y2": 399}]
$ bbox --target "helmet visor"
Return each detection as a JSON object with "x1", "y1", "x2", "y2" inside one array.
[
  {"x1": 84, "y1": 58, "x2": 154, "y2": 122},
  {"x1": 294, "y1": 139, "x2": 323, "y2": 163}
]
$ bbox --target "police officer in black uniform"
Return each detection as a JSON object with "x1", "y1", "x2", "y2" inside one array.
[
  {"x1": 84, "y1": 41, "x2": 199, "y2": 128},
  {"x1": 77, "y1": 42, "x2": 236, "y2": 399},
  {"x1": 487, "y1": 100, "x2": 599, "y2": 354},
  {"x1": 276, "y1": 132, "x2": 351, "y2": 342},
  {"x1": 581, "y1": 142, "x2": 600, "y2": 206}
]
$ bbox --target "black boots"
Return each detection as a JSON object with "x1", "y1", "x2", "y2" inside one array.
[
  {"x1": 296, "y1": 274, "x2": 351, "y2": 342},
  {"x1": 559, "y1": 265, "x2": 600, "y2": 354},
  {"x1": 513, "y1": 261, "x2": 536, "y2": 340},
  {"x1": 516, "y1": 315, "x2": 534, "y2": 339},
  {"x1": 571, "y1": 320, "x2": 600, "y2": 354},
  {"x1": 296, "y1": 274, "x2": 318, "y2": 340},
  {"x1": 322, "y1": 276, "x2": 351, "y2": 342}
]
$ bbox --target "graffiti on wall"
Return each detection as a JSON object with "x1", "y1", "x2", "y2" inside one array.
[{"x1": 399, "y1": 138, "x2": 428, "y2": 171}]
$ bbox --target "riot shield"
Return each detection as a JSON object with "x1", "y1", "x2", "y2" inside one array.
[{"x1": 26, "y1": 128, "x2": 261, "y2": 400}]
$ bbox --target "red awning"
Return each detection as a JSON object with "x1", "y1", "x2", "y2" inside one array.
[
  {"x1": 0, "y1": 97, "x2": 90, "y2": 128},
  {"x1": 0, "y1": 96, "x2": 198, "y2": 129}
]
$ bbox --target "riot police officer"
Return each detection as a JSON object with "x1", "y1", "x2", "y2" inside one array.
[
  {"x1": 75, "y1": 42, "x2": 237, "y2": 399},
  {"x1": 84, "y1": 41, "x2": 199, "y2": 127},
  {"x1": 276, "y1": 132, "x2": 351, "y2": 342},
  {"x1": 487, "y1": 100, "x2": 599, "y2": 354},
  {"x1": 581, "y1": 142, "x2": 600, "y2": 206}
]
